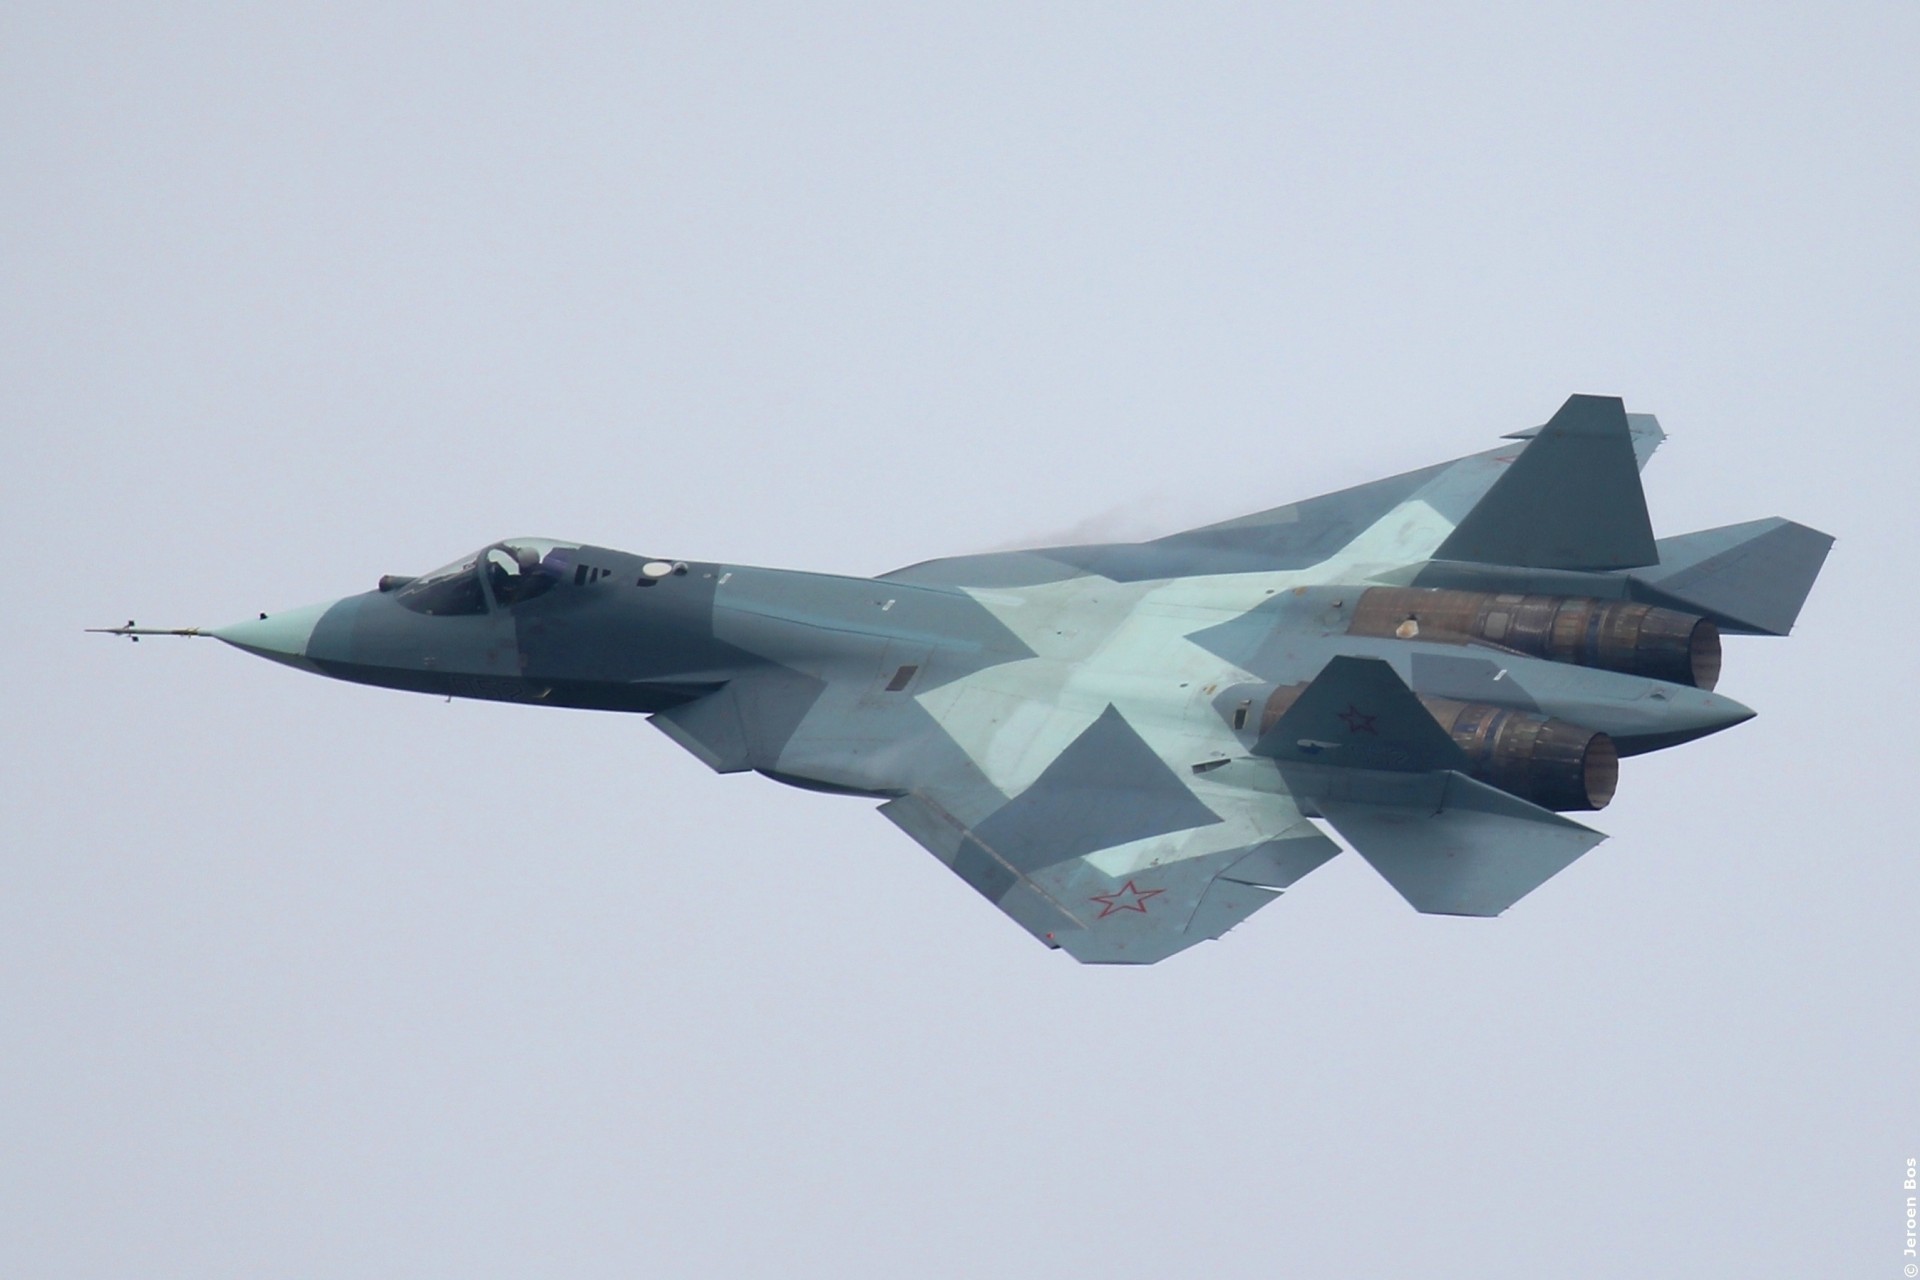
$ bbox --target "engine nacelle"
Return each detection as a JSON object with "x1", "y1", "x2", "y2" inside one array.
[
  {"x1": 1348, "y1": 587, "x2": 1721, "y2": 690},
  {"x1": 1252, "y1": 683, "x2": 1618, "y2": 811},
  {"x1": 1419, "y1": 695, "x2": 1618, "y2": 811}
]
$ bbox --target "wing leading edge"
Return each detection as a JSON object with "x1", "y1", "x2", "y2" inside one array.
[{"x1": 883, "y1": 395, "x2": 1672, "y2": 587}]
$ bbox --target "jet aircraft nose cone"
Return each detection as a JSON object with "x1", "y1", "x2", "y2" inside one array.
[{"x1": 211, "y1": 600, "x2": 337, "y2": 672}]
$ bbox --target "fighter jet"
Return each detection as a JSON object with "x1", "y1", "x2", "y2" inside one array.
[{"x1": 103, "y1": 396, "x2": 1831, "y2": 962}]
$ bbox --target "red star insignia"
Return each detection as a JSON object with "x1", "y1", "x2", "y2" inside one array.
[
  {"x1": 1337, "y1": 704, "x2": 1378, "y2": 735},
  {"x1": 1091, "y1": 880, "x2": 1165, "y2": 919}
]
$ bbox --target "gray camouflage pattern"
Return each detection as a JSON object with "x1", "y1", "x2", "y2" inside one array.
[{"x1": 184, "y1": 395, "x2": 1833, "y2": 963}]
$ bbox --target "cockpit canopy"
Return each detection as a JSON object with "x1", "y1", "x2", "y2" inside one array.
[{"x1": 395, "y1": 539, "x2": 581, "y2": 616}]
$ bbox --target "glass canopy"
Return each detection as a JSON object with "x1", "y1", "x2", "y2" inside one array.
[{"x1": 395, "y1": 539, "x2": 579, "y2": 615}]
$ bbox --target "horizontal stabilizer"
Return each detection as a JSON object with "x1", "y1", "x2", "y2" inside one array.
[
  {"x1": 1254, "y1": 655, "x2": 1468, "y2": 772},
  {"x1": 1320, "y1": 773, "x2": 1606, "y2": 916},
  {"x1": 1437, "y1": 394, "x2": 1659, "y2": 571},
  {"x1": 1632, "y1": 518, "x2": 1834, "y2": 636}
]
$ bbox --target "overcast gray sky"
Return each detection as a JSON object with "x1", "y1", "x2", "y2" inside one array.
[{"x1": 5, "y1": 5, "x2": 1916, "y2": 1277}]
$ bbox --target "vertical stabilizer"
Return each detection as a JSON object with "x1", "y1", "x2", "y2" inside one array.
[{"x1": 1436, "y1": 395, "x2": 1659, "y2": 571}]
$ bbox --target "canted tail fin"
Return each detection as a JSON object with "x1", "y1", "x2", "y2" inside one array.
[
  {"x1": 1436, "y1": 394, "x2": 1659, "y2": 571},
  {"x1": 1252, "y1": 655, "x2": 1468, "y2": 772}
]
